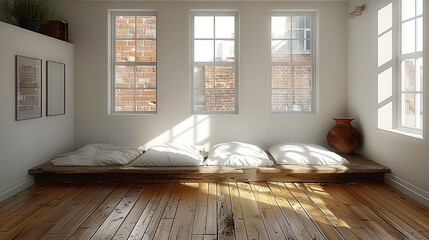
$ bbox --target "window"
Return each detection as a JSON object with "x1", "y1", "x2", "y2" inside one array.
[
  {"x1": 377, "y1": 0, "x2": 424, "y2": 137},
  {"x1": 110, "y1": 11, "x2": 157, "y2": 114},
  {"x1": 399, "y1": 0, "x2": 423, "y2": 132},
  {"x1": 271, "y1": 13, "x2": 315, "y2": 113},
  {"x1": 191, "y1": 12, "x2": 238, "y2": 114}
]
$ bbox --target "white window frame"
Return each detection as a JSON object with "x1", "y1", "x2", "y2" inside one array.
[
  {"x1": 270, "y1": 12, "x2": 317, "y2": 114},
  {"x1": 190, "y1": 11, "x2": 239, "y2": 115},
  {"x1": 397, "y1": 0, "x2": 424, "y2": 135},
  {"x1": 108, "y1": 10, "x2": 158, "y2": 115}
]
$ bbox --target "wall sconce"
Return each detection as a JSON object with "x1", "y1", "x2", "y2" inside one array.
[{"x1": 348, "y1": 5, "x2": 366, "y2": 19}]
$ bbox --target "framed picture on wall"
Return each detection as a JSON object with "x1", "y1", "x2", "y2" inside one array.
[
  {"x1": 16, "y1": 55, "x2": 42, "y2": 121},
  {"x1": 46, "y1": 61, "x2": 65, "y2": 116}
]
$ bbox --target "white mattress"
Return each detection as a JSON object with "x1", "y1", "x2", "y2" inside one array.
[{"x1": 51, "y1": 143, "x2": 143, "y2": 166}]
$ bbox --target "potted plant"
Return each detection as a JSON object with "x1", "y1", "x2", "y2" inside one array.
[{"x1": 4, "y1": 0, "x2": 53, "y2": 32}]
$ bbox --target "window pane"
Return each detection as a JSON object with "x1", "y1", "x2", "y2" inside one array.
[
  {"x1": 115, "y1": 66, "x2": 134, "y2": 88},
  {"x1": 116, "y1": 40, "x2": 135, "y2": 62},
  {"x1": 402, "y1": 20, "x2": 415, "y2": 54},
  {"x1": 215, "y1": 66, "x2": 235, "y2": 88},
  {"x1": 136, "y1": 66, "x2": 156, "y2": 88},
  {"x1": 272, "y1": 40, "x2": 291, "y2": 62},
  {"x1": 115, "y1": 89, "x2": 135, "y2": 111},
  {"x1": 136, "y1": 40, "x2": 156, "y2": 62},
  {"x1": 194, "y1": 40, "x2": 214, "y2": 62},
  {"x1": 417, "y1": 0, "x2": 423, "y2": 16},
  {"x1": 194, "y1": 89, "x2": 214, "y2": 112},
  {"x1": 215, "y1": 89, "x2": 235, "y2": 111},
  {"x1": 215, "y1": 40, "x2": 234, "y2": 62},
  {"x1": 402, "y1": 93, "x2": 416, "y2": 128},
  {"x1": 137, "y1": 16, "x2": 156, "y2": 39},
  {"x1": 402, "y1": 59, "x2": 416, "y2": 91},
  {"x1": 293, "y1": 66, "x2": 312, "y2": 88},
  {"x1": 272, "y1": 89, "x2": 291, "y2": 112},
  {"x1": 271, "y1": 16, "x2": 291, "y2": 38},
  {"x1": 416, "y1": 57, "x2": 423, "y2": 91},
  {"x1": 416, "y1": 17, "x2": 423, "y2": 52},
  {"x1": 293, "y1": 89, "x2": 312, "y2": 112},
  {"x1": 292, "y1": 16, "x2": 310, "y2": 39},
  {"x1": 272, "y1": 66, "x2": 291, "y2": 88},
  {"x1": 136, "y1": 89, "x2": 156, "y2": 111},
  {"x1": 215, "y1": 16, "x2": 235, "y2": 39},
  {"x1": 292, "y1": 40, "x2": 311, "y2": 62},
  {"x1": 195, "y1": 16, "x2": 214, "y2": 38},
  {"x1": 402, "y1": 0, "x2": 416, "y2": 21},
  {"x1": 194, "y1": 66, "x2": 213, "y2": 88},
  {"x1": 116, "y1": 16, "x2": 135, "y2": 39}
]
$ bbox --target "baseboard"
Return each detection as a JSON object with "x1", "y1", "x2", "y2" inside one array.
[
  {"x1": 0, "y1": 175, "x2": 34, "y2": 202},
  {"x1": 385, "y1": 173, "x2": 429, "y2": 207}
]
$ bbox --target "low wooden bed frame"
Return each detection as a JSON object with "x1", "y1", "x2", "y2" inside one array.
[{"x1": 28, "y1": 154, "x2": 391, "y2": 183}]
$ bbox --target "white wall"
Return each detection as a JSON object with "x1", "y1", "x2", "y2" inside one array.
[
  {"x1": 52, "y1": 1, "x2": 348, "y2": 151},
  {"x1": 347, "y1": 0, "x2": 429, "y2": 205},
  {"x1": 0, "y1": 22, "x2": 75, "y2": 201}
]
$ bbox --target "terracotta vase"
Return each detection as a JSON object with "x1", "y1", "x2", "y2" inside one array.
[{"x1": 327, "y1": 117, "x2": 360, "y2": 154}]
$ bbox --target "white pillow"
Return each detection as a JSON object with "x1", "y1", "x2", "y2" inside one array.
[
  {"x1": 51, "y1": 143, "x2": 143, "y2": 166},
  {"x1": 268, "y1": 143, "x2": 349, "y2": 165},
  {"x1": 205, "y1": 142, "x2": 274, "y2": 167},
  {"x1": 130, "y1": 143, "x2": 204, "y2": 167}
]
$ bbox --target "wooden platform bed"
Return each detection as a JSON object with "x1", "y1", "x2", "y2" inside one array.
[{"x1": 29, "y1": 154, "x2": 391, "y2": 183}]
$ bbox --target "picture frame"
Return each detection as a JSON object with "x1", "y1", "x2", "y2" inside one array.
[
  {"x1": 46, "y1": 61, "x2": 66, "y2": 116},
  {"x1": 16, "y1": 55, "x2": 42, "y2": 121}
]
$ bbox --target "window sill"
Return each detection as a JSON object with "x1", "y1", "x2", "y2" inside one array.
[{"x1": 377, "y1": 128, "x2": 424, "y2": 140}]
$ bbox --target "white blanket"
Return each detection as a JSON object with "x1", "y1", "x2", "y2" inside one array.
[
  {"x1": 268, "y1": 143, "x2": 349, "y2": 165},
  {"x1": 205, "y1": 142, "x2": 274, "y2": 167},
  {"x1": 51, "y1": 143, "x2": 143, "y2": 166}
]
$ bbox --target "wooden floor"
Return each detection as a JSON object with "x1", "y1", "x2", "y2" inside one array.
[{"x1": 0, "y1": 182, "x2": 428, "y2": 240}]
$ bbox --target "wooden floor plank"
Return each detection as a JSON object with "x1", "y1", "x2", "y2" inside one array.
[
  {"x1": 303, "y1": 183, "x2": 379, "y2": 240},
  {"x1": 323, "y1": 183, "x2": 406, "y2": 240},
  {"x1": 274, "y1": 182, "x2": 326, "y2": 239},
  {"x1": 362, "y1": 183, "x2": 429, "y2": 228},
  {"x1": 163, "y1": 183, "x2": 184, "y2": 219},
  {"x1": 237, "y1": 182, "x2": 269, "y2": 240},
  {"x1": 153, "y1": 218, "x2": 173, "y2": 240},
  {"x1": 370, "y1": 182, "x2": 429, "y2": 218},
  {"x1": 300, "y1": 183, "x2": 379, "y2": 239},
  {"x1": 113, "y1": 183, "x2": 158, "y2": 240},
  {"x1": 47, "y1": 184, "x2": 106, "y2": 233},
  {"x1": 0, "y1": 184, "x2": 51, "y2": 211},
  {"x1": 68, "y1": 184, "x2": 131, "y2": 240},
  {"x1": 347, "y1": 183, "x2": 429, "y2": 238},
  {"x1": 266, "y1": 182, "x2": 312, "y2": 239},
  {"x1": 250, "y1": 182, "x2": 287, "y2": 240},
  {"x1": 169, "y1": 183, "x2": 199, "y2": 240},
  {"x1": 285, "y1": 183, "x2": 341, "y2": 239},
  {"x1": 2, "y1": 184, "x2": 83, "y2": 239},
  {"x1": 127, "y1": 183, "x2": 168, "y2": 240},
  {"x1": 298, "y1": 183, "x2": 359, "y2": 240},
  {"x1": 256, "y1": 182, "x2": 296, "y2": 239},
  {"x1": 59, "y1": 183, "x2": 118, "y2": 234},
  {"x1": 0, "y1": 182, "x2": 427, "y2": 240},
  {"x1": 342, "y1": 183, "x2": 427, "y2": 239},
  {"x1": 43, "y1": 233, "x2": 71, "y2": 240},
  {"x1": 24, "y1": 184, "x2": 103, "y2": 239},
  {"x1": 193, "y1": 182, "x2": 209, "y2": 235},
  {"x1": 217, "y1": 182, "x2": 235, "y2": 240},
  {"x1": 142, "y1": 183, "x2": 176, "y2": 240},
  {"x1": 206, "y1": 183, "x2": 217, "y2": 235},
  {"x1": 228, "y1": 182, "x2": 248, "y2": 240},
  {"x1": 0, "y1": 184, "x2": 69, "y2": 231},
  {"x1": 91, "y1": 184, "x2": 146, "y2": 240}
]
